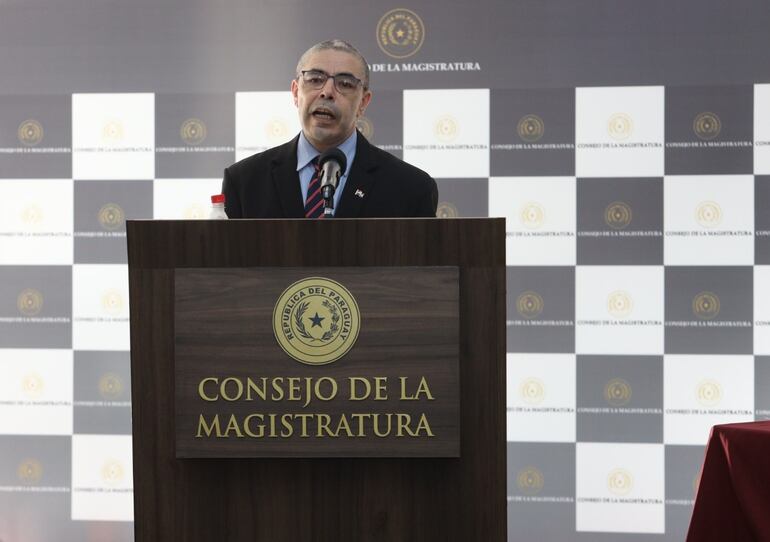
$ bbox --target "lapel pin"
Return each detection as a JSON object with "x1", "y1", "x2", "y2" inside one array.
[{"x1": 354, "y1": 189, "x2": 365, "y2": 199}]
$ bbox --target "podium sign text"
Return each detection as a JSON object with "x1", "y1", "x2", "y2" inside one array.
[{"x1": 174, "y1": 266, "x2": 459, "y2": 458}]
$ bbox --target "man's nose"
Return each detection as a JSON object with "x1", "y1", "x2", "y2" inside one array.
[{"x1": 319, "y1": 76, "x2": 337, "y2": 99}]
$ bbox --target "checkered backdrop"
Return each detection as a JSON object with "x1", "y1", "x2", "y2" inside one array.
[{"x1": 1, "y1": 2, "x2": 770, "y2": 541}]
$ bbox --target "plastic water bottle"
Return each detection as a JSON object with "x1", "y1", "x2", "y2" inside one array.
[{"x1": 209, "y1": 194, "x2": 228, "y2": 219}]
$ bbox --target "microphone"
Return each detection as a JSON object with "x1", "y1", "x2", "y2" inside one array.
[{"x1": 317, "y1": 148, "x2": 347, "y2": 215}]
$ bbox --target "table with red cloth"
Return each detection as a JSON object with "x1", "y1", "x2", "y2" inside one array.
[{"x1": 687, "y1": 421, "x2": 770, "y2": 542}]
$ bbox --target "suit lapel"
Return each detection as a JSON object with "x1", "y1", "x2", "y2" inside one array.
[
  {"x1": 270, "y1": 135, "x2": 305, "y2": 218},
  {"x1": 335, "y1": 132, "x2": 378, "y2": 218}
]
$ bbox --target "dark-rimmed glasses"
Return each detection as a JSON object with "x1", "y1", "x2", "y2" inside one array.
[{"x1": 299, "y1": 70, "x2": 366, "y2": 94}]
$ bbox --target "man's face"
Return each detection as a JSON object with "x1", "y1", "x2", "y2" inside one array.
[{"x1": 291, "y1": 49, "x2": 372, "y2": 152}]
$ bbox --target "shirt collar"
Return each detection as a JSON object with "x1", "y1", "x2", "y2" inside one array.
[{"x1": 296, "y1": 130, "x2": 358, "y2": 172}]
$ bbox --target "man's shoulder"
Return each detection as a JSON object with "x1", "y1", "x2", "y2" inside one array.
[
  {"x1": 361, "y1": 138, "x2": 434, "y2": 185},
  {"x1": 226, "y1": 137, "x2": 296, "y2": 176}
]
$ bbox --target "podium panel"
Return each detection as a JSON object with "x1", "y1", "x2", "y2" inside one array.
[{"x1": 128, "y1": 218, "x2": 506, "y2": 542}]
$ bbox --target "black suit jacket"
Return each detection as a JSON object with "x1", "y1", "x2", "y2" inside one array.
[{"x1": 222, "y1": 132, "x2": 438, "y2": 218}]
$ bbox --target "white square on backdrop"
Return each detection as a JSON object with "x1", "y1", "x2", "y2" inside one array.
[
  {"x1": 756, "y1": 266, "x2": 770, "y2": 354},
  {"x1": 664, "y1": 175, "x2": 754, "y2": 265},
  {"x1": 72, "y1": 264, "x2": 129, "y2": 351},
  {"x1": 403, "y1": 88, "x2": 489, "y2": 178},
  {"x1": 153, "y1": 178, "x2": 224, "y2": 219},
  {"x1": 755, "y1": 84, "x2": 770, "y2": 174},
  {"x1": 576, "y1": 442, "x2": 665, "y2": 533},
  {"x1": 576, "y1": 266, "x2": 664, "y2": 355},
  {"x1": 72, "y1": 93, "x2": 154, "y2": 180},
  {"x1": 576, "y1": 86, "x2": 664, "y2": 178},
  {"x1": 663, "y1": 354, "x2": 754, "y2": 445},
  {"x1": 235, "y1": 91, "x2": 301, "y2": 161},
  {"x1": 506, "y1": 353, "x2": 576, "y2": 442},
  {"x1": 488, "y1": 177, "x2": 576, "y2": 265},
  {"x1": 71, "y1": 434, "x2": 133, "y2": 521},
  {"x1": 0, "y1": 349, "x2": 72, "y2": 435},
  {"x1": 0, "y1": 179, "x2": 73, "y2": 265}
]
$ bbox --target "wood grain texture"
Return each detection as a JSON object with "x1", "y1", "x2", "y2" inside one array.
[
  {"x1": 128, "y1": 218, "x2": 506, "y2": 542},
  {"x1": 175, "y1": 266, "x2": 460, "y2": 457}
]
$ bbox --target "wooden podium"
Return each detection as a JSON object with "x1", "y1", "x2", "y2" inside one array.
[{"x1": 127, "y1": 218, "x2": 506, "y2": 541}]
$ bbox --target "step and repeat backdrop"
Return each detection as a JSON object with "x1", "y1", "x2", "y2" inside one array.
[{"x1": 1, "y1": 1, "x2": 769, "y2": 541}]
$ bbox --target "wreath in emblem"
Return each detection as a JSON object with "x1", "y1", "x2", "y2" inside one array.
[{"x1": 293, "y1": 300, "x2": 340, "y2": 343}]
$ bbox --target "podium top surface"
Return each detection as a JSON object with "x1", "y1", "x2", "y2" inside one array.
[{"x1": 126, "y1": 217, "x2": 505, "y2": 269}]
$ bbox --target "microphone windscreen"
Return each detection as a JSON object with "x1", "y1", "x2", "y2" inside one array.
[{"x1": 318, "y1": 148, "x2": 347, "y2": 175}]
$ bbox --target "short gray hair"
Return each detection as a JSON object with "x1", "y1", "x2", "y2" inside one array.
[{"x1": 296, "y1": 40, "x2": 370, "y2": 89}]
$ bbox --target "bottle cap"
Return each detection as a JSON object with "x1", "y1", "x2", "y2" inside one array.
[{"x1": 211, "y1": 194, "x2": 225, "y2": 204}]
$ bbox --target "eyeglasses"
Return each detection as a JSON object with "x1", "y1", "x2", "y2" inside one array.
[{"x1": 299, "y1": 70, "x2": 366, "y2": 94}]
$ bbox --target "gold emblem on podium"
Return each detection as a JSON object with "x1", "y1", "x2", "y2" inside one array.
[
  {"x1": 180, "y1": 118, "x2": 207, "y2": 145},
  {"x1": 693, "y1": 112, "x2": 721, "y2": 140},
  {"x1": 18, "y1": 119, "x2": 44, "y2": 146},
  {"x1": 377, "y1": 8, "x2": 425, "y2": 59},
  {"x1": 517, "y1": 466, "x2": 544, "y2": 494},
  {"x1": 604, "y1": 378, "x2": 632, "y2": 406},
  {"x1": 18, "y1": 459, "x2": 43, "y2": 484},
  {"x1": 607, "y1": 468, "x2": 633, "y2": 495},
  {"x1": 273, "y1": 277, "x2": 361, "y2": 365},
  {"x1": 17, "y1": 288, "x2": 43, "y2": 316},
  {"x1": 604, "y1": 202, "x2": 632, "y2": 230},
  {"x1": 436, "y1": 201, "x2": 458, "y2": 218},
  {"x1": 696, "y1": 379, "x2": 722, "y2": 407},
  {"x1": 517, "y1": 114, "x2": 545, "y2": 142},
  {"x1": 608, "y1": 113, "x2": 633, "y2": 141},
  {"x1": 692, "y1": 291, "x2": 720, "y2": 320},
  {"x1": 98, "y1": 203, "x2": 125, "y2": 230}
]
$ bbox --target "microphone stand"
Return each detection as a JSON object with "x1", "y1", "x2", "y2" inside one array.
[{"x1": 322, "y1": 183, "x2": 335, "y2": 217}]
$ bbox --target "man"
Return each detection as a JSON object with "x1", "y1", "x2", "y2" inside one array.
[{"x1": 222, "y1": 40, "x2": 438, "y2": 218}]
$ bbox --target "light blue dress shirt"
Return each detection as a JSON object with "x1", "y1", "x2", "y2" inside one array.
[{"x1": 296, "y1": 130, "x2": 357, "y2": 216}]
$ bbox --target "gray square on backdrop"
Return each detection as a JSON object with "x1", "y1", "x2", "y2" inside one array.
[
  {"x1": 507, "y1": 442, "x2": 575, "y2": 541},
  {"x1": 491, "y1": 88, "x2": 575, "y2": 177},
  {"x1": 0, "y1": 266, "x2": 71, "y2": 348},
  {"x1": 435, "y1": 178, "x2": 488, "y2": 218},
  {"x1": 577, "y1": 355, "x2": 663, "y2": 443},
  {"x1": 357, "y1": 90, "x2": 403, "y2": 159},
  {"x1": 664, "y1": 267, "x2": 752, "y2": 354},
  {"x1": 507, "y1": 266, "x2": 574, "y2": 353},
  {"x1": 155, "y1": 93, "x2": 235, "y2": 178},
  {"x1": 73, "y1": 180, "x2": 153, "y2": 264},
  {"x1": 665, "y1": 445, "x2": 706, "y2": 541},
  {"x1": 665, "y1": 85, "x2": 753, "y2": 175},
  {"x1": 0, "y1": 94, "x2": 71, "y2": 178},
  {"x1": 755, "y1": 356, "x2": 770, "y2": 421},
  {"x1": 74, "y1": 351, "x2": 132, "y2": 435},
  {"x1": 576, "y1": 177, "x2": 663, "y2": 265}
]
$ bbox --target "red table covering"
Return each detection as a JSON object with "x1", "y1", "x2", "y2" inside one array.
[{"x1": 687, "y1": 421, "x2": 770, "y2": 542}]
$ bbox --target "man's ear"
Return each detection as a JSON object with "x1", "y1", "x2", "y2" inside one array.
[
  {"x1": 358, "y1": 90, "x2": 372, "y2": 117},
  {"x1": 291, "y1": 79, "x2": 299, "y2": 106}
]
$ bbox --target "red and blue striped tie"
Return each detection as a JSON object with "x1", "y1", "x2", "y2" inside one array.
[{"x1": 304, "y1": 157, "x2": 324, "y2": 218}]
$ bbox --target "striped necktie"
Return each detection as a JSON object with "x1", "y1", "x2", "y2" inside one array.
[{"x1": 304, "y1": 157, "x2": 325, "y2": 218}]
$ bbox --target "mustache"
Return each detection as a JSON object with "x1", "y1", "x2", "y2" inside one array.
[{"x1": 310, "y1": 101, "x2": 340, "y2": 117}]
